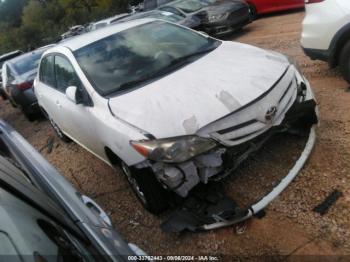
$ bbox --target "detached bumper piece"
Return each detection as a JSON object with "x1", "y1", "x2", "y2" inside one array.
[
  {"x1": 161, "y1": 100, "x2": 318, "y2": 233},
  {"x1": 161, "y1": 184, "x2": 247, "y2": 233}
]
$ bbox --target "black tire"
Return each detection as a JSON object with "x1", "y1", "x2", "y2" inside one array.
[
  {"x1": 248, "y1": 3, "x2": 257, "y2": 20},
  {"x1": 23, "y1": 110, "x2": 36, "y2": 122},
  {"x1": 339, "y1": 41, "x2": 350, "y2": 83},
  {"x1": 0, "y1": 91, "x2": 7, "y2": 100},
  {"x1": 8, "y1": 97, "x2": 17, "y2": 108},
  {"x1": 48, "y1": 117, "x2": 71, "y2": 143},
  {"x1": 121, "y1": 161, "x2": 169, "y2": 215}
]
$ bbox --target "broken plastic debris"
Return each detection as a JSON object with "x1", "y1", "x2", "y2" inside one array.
[
  {"x1": 161, "y1": 184, "x2": 245, "y2": 233},
  {"x1": 313, "y1": 189, "x2": 343, "y2": 216}
]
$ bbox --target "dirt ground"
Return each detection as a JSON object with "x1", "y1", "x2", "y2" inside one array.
[{"x1": 1, "y1": 10, "x2": 350, "y2": 259}]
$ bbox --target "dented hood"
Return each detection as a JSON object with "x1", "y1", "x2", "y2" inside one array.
[{"x1": 109, "y1": 41, "x2": 290, "y2": 138}]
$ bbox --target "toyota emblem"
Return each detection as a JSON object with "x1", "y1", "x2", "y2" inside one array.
[{"x1": 265, "y1": 106, "x2": 278, "y2": 121}]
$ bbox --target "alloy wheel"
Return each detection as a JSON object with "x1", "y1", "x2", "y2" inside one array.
[{"x1": 121, "y1": 162, "x2": 147, "y2": 205}]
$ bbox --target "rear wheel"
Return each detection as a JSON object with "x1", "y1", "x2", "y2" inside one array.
[
  {"x1": 8, "y1": 97, "x2": 17, "y2": 108},
  {"x1": 121, "y1": 161, "x2": 169, "y2": 215},
  {"x1": 22, "y1": 109, "x2": 36, "y2": 122},
  {"x1": 49, "y1": 117, "x2": 71, "y2": 143},
  {"x1": 339, "y1": 41, "x2": 350, "y2": 83},
  {"x1": 248, "y1": 3, "x2": 257, "y2": 20},
  {"x1": 0, "y1": 90, "x2": 7, "y2": 100}
]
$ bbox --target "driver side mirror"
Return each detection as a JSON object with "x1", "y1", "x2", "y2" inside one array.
[{"x1": 66, "y1": 86, "x2": 78, "y2": 104}]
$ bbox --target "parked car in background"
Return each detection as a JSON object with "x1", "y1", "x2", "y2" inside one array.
[
  {"x1": 245, "y1": 0, "x2": 304, "y2": 17},
  {"x1": 144, "y1": 0, "x2": 251, "y2": 37},
  {"x1": 301, "y1": 0, "x2": 350, "y2": 83},
  {"x1": 89, "y1": 14, "x2": 130, "y2": 31},
  {"x1": 0, "y1": 120, "x2": 144, "y2": 260},
  {"x1": 0, "y1": 50, "x2": 23, "y2": 99},
  {"x1": 35, "y1": 19, "x2": 318, "y2": 215},
  {"x1": 116, "y1": 10, "x2": 201, "y2": 29},
  {"x1": 61, "y1": 25, "x2": 85, "y2": 40},
  {"x1": 1, "y1": 46, "x2": 53, "y2": 120},
  {"x1": 143, "y1": 0, "x2": 173, "y2": 10}
]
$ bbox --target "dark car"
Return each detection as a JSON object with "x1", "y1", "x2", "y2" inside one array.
[
  {"x1": 1, "y1": 46, "x2": 52, "y2": 120},
  {"x1": 0, "y1": 50, "x2": 23, "y2": 99},
  {"x1": 117, "y1": 10, "x2": 201, "y2": 29},
  {"x1": 144, "y1": 0, "x2": 252, "y2": 37},
  {"x1": 0, "y1": 120, "x2": 144, "y2": 260}
]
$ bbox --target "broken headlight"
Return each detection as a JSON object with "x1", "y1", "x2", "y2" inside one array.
[{"x1": 130, "y1": 136, "x2": 217, "y2": 163}]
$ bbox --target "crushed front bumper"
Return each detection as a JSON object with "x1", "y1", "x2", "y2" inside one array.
[
  {"x1": 152, "y1": 96, "x2": 318, "y2": 198},
  {"x1": 200, "y1": 124, "x2": 316, "y2": 230},
  {"x1": 161, "y1": 115, "x2": 317, "y2": 233},
  {"x1": 147, "y1": 74, "x2": 319, "y2": 231},
  {"x1": 216, "y1": 99, "x2": 318, "y2": 181}
]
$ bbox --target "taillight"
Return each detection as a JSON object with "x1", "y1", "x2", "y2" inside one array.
[
  {"x1": 305, "y1": 0, "x2": 324, "y2": 4},
  {"x1": 16, "y1": 82, "x2": 32, "y2": 90}
]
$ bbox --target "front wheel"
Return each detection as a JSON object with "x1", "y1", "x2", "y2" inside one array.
[{"x1": 121, "y1": 161, "x2": 169, "y2": 215}]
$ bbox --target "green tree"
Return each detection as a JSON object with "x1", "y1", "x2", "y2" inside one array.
[{"x1": 0, "y1": 0, "x2": 129, "y2": 53}]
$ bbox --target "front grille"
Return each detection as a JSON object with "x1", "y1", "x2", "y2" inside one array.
[{"x1": 198, "y1": 66, "x2": 298, "y2": 147}]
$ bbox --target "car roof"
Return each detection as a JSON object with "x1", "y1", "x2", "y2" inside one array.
[
  {"x1": 56, "y1": 18, "x2": 156, "y2": 52},
  {"x1": 0, "y1": 50, "x2": 23, "y2": 62},
  {"x1": 6, "y1": 46, "x2": 51, "y2": 65},
  {"x1": 94, "y1": 13, "x2": 130, "y2": 25},
  {"x1": 132, "y1": 9, "x2": 175, "y2": 17}
]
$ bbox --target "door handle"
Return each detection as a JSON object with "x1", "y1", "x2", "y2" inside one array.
[{"x1": 81, "y1": 195, "x2": 113, "y2": 227}]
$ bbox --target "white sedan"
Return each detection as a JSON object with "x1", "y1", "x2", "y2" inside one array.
[{"x1": 35, "y1": 19, "x2": 318, "y2": 215}]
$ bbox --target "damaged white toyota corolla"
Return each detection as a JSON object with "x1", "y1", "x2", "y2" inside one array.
[{"x1": 35, "y1": 19, "x2": 318, "y2": 217}]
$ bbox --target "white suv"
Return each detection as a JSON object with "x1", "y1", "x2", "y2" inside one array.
[
  {"x1": 301, "y1": 0, "x2": 350, "y2": 82},
  {"x1": 35, "y1": 19, "x2": 318, "y2": 215}
]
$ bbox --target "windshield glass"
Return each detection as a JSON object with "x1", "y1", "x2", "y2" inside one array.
[
  {"x1": 74, "y1": 21, "x2": 220, "y2": 96},
  {"x1": 12, "y1": 49, "x2": 46, "y2": 75},
  {"x1": 169, "y1": 0, "x2": 209, "y2": 13}
]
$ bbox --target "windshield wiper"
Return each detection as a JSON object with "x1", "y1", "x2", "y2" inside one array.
[{"x1": 114, "y1": 46, "x2": 217, "y2": 94}]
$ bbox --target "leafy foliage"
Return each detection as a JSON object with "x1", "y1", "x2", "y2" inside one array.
[{"x1": 0, "y1": 0, "x2": 129, "y2": 54}]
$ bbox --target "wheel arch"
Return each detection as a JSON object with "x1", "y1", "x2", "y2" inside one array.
[
  {"x1": 329, "y1": 23, "x2": 350, "y2": 67},
  {"x1": 39, "y1": 105, "x2": 49, "y2": 119},
  {"x1": 104, "y1": 146, "x2": 122, "y2": 166}
]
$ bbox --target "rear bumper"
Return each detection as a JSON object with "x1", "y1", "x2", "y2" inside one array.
[{"x1": 11, "y1": 88, "x2": 39, "y2": 113}]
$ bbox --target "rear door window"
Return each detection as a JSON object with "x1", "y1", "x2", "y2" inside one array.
[
  {"x1": 54, "y1": 56, "x2": 82, "y2": 93},
  {"x1": 40, "y1": 55, "x2": 55, "y2": 87}
]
